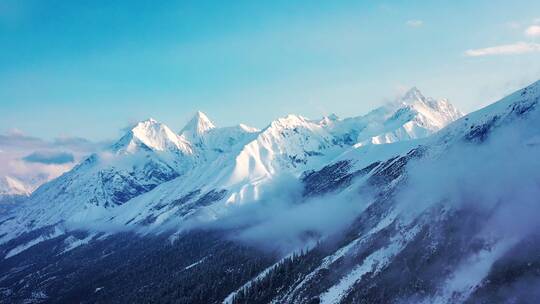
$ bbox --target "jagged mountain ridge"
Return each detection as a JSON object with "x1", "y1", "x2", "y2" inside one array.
[{"x1": 0, "y1": 88, "x2": 462, "y2": 242}]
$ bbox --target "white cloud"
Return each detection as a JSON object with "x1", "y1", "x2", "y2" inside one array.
[
  {"x1": 525, "y1": 25, "x2": 540, "y2": 37},
  {"x1": 406, "y1": 20, "x2": 423, "y2": 28},
  {"x1": 464, "y1": 42, "x2": 540, "y2": 57}
]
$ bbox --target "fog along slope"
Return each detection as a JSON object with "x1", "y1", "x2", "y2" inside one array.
[{"x1": 0, "y1": 82, "x2": 538, "y2": 303}]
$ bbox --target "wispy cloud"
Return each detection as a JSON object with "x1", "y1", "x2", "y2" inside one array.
[
  {"x1": 525, "y1": 25, "x2": 540, "y2": 38},
  {"x1": 465, "y1": 42, "x2": 540, "y2": 57},
  {"x1": 406, "y1": 20, "x2": 423, "y2": 28},
  {"x1": 23, "y1": 151, "x2": 75, "y2": 165}
]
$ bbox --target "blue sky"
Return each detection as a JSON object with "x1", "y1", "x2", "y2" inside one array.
[{"x1": 1, "y1": 0, "x2": 540, "y2": 141}]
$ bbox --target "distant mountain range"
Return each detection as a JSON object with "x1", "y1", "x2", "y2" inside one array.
[{"x1": 1, "y1": 82, "x2": 539, "y2": 304}]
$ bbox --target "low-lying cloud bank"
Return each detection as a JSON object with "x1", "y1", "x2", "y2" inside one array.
[
  {"x1": 180, "y1": 173, "x2": 376, "y2": 253},
  {"x1": 398, "y1": 110, "x2": 540, "y2": 247},
  {"x1": 0, "y1": 130, "x2": 107, "y2": 192}
]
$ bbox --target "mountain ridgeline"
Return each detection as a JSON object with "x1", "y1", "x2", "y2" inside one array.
[{"x1": 1, "y1": 82, "x2": 540, "y2": 304}]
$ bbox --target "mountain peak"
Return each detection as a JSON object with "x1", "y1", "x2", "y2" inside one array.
[
  {"x1": 401, "y1": 87, "x2": 426, "y2": 105},
  {"x1": 397, "y1": 87, "x2": 462, "y2": 117},
  {"x1": 180, "y1": 111, "x2": 216, "y2": 139},
  {"x1": 112, "y1": 118, "x2": 191, "y2": 153},
  {"x1": 281, "y1": 114, "x2": 307, "y2": 123},
  {"x1": 397, "y1": 91, "x2": 463, "y2": 129},
  {"x1": 266, "y1": 114, "x2": 310, "y2": 130},
  {"x1": 134, "y1": 118, "x2": 159, "y2": 128}
]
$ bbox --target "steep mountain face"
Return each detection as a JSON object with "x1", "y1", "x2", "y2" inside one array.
[{"x1": 2, "y1": 83, "x2": 538, "y2": 304}]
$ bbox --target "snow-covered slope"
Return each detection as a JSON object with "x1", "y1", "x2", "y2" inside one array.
[{"x1": 229, "y1": 114, "x2": 337, "y2": 183}]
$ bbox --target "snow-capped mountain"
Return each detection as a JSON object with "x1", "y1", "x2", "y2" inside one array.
[
  {"x1": 113, "y1": 118, "x2": 193, "y2": 155},
  {"x1": 260, "y1": 80, "x2": 540, "y2": 304},
  {"x1": 0, "y1": 176, "x2": 31, "y2": 197},
  {"x1": 326, "y1": 87, "x2": 463, "y2": 147},
  {"x1": 0, "y1": 119, "x2": 195, "y2": 238},
  {"x1": 179, "y1": 111, "x2": 217, "y2": 147},
  {"x1": 0, "y1": 88, "x2": 461, "y2": 241},
  {"x1": 228, "y1": 87, "x2": 462, "y2": 184},
  {"x1": 3, "y1": 82, "x2": 539, "y2": 304},
  {"x1": 0, "y1": 176, "x2": 31, "y2": 211}
]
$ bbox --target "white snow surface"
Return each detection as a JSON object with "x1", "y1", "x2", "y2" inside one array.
[
  {"x1": 319, "y1": 225, "x2": 420, "y2": 304},
  {"x1": 61, "y1": 233, "x2": 97, "y2": 254}
]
